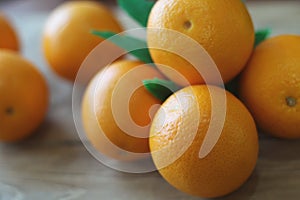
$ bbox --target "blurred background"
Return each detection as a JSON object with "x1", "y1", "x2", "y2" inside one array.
[
  {"x1": 0, "y1": 0, "x2": 113, "y2": 12},
  {"x1": 1, "y1": 0, "x2": 298, "y2": 11}
]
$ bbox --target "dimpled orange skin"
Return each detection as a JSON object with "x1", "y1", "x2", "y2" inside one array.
[
  {"x1": 147, "y1": 0, "x2": 254, "y2": 86},
  {"x1": 82, "y1": 60, "x2": 164, "y2": 160},
  {"x1": 0, "y1": 50, "x2": 48, "y2": 142},
  {"x1": 43, "y1": 1, "x2": 122, "y2": 81},
  {"x1": 150, "y1": 85, "x2": 258, "y2": 198},
  {"x1": 0, "y1": 13, "x2": 20, "y2": 51},
  {"x1": 239, "y1": 35, "x2": 300, "y2": 139}
]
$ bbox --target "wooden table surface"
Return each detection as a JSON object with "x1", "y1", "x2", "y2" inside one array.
[{"x1": 0, "y1": 1, "x2": 299, "y2": 199}]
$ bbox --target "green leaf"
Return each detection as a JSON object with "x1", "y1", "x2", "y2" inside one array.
[
  {"x1": 92, "y1": 30, "x2": 153, "y2": 64},
  {"x1": 117, "y1": 0, "x2": 155, "y2": 27},
  {"x1": 255, "y1": 28, "x2": 271, "y2": 47},
  {"x1": 143, "y1": 78, "x2": 182, "y2": 102}
]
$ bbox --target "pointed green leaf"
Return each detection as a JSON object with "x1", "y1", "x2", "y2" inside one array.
[
  {"x1": 117, "y1": 0, "x2": 155, "y2": 27},
  {"x1": 143, "y1": 78, "x2": 182, "y2": 102},
  {"x1": 92, "y1": 30, "x2": 153, "y2": 64},
  {"x1": 255, "y1": 28, "x2": 271, "y2": 47}
]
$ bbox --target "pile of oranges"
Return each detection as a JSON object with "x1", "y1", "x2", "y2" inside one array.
[
  {"x1": 0, "y1": 0, "x2": 299, "y2": 198},
  {"x1": 0, "y1": 1, "x2": 123, "y2": 141}
]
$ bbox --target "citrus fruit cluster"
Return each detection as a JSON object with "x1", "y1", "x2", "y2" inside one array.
[
  {"x1": 80, "y1": 0, "x2": 299, "y2": 198},
  {"x1": 0, "y1": 1, "x2": 122, "y2": 141},
  {"x1": 0, "y1": 0, "x2": 299, "y2": 199},
  {"x1": 147, "y1": 0, "x2": 299, "y2": 197}
]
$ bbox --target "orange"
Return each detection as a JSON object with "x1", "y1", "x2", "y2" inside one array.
[
  {"x1": 82, "y1": 60, "x2": 164, "y2": 160},
  {"x1": 150, "y1": 85, "x2": 258, "y2": 198},
  {"x1": 42, "y1": 1, "x2": 123, "y2": 81},
  {"x1": 239, "y1": 35, "x2": 300, "y2": 139},
  {"x1": 0, "y1": 50, "x2": 48, "y2": 142},
  {"x1": 0, "y1": 13, "x2": 20, "y2": 51},
  {"x1": 147, "y1": 0, "x2": 254, "y2": 86}
]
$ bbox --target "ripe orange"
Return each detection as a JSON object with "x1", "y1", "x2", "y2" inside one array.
[
  {"x1": 82, "y1": 60, "x2": 164, "y2": 160},
  {"x1": 0, "y1": 50, "x2": 48, "y2": 142},
  {"x1": 42, "y1": 1, "x2": 123, "y2": 81},
  {"x1": 150, "y1": 85, "x2": 258, "y2": 198},
  {"x1": 239, "y1": 35, "x2": 300, "y2": 139},
  {"x1": 0, "y1": 13, "x2": 20, "y2": 51},
  {"x1": 147, "y1": 0, "x2": 254, "y2": 86}
]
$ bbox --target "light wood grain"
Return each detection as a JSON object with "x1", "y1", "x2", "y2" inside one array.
[{"x1": 0, "y1": 1, "x2": 299, "y2": 199}]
